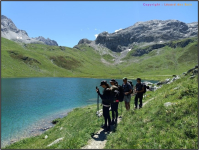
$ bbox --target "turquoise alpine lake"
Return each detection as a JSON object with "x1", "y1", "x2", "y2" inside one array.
[{"x1": 1, "y1": 77, "x2": 157, "y2": 147}]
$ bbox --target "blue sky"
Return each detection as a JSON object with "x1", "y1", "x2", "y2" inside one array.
[{"x1": 2, "y1": 1, "x2": 198, "y2": 48}]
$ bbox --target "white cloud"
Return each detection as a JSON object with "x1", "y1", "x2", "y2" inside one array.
[
  {"x1": 115, "y1": 28, "x2": 122, "y2": 33},
  {"x1": 95, "y1": 34, "x2": 98, "y2": 38}
]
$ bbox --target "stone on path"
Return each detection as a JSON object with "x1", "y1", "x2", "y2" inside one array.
[{"x1": 47, "y1": 137, "x2": 64, "y2": 147}]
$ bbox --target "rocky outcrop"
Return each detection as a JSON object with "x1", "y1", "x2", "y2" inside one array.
[
  {"x1": 1, "y1": 15, "x2": 58, "y2": 46},
  {"x1": 186, "y1": 65, "x2": 198, "y2": 79},
  {"x1": 152, "y1": 65, "x2": 198, "y2": 90},
  {"x1": 95, "y1": 20, "x2": 198, "y2": 52},
  {"x1": 78, "y1": 38, "x2": 92, "y2": 45},
  {"x1": 33, "y1": 36, "x2": 58, "y2": 46},
  {"x1": 132, "y1": 38, "x2": 196, "y2": 56},
  {"x1": 132, "y1": 43, "x2": 166, "y2": 56}
]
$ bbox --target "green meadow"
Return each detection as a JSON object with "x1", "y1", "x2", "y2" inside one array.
[{"x1": 1, "y1": 37, "x2": 198, "y2": 80}]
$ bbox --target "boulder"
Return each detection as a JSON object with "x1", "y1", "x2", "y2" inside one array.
[
  {"x1": 193, "y1": 69, "x2": 198, "y2": 74},
  {"x1": 190, "y1": 75, "x2": 195, "y2": 79},
  {"x1": 187, "y1": 68, "x2": 195, "y2": 74},
  {"x1": 164, "y1": 102, "x2": 173, "y2": 107}
]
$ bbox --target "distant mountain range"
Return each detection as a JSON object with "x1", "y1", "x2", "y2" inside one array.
[
  {"x1": 77, "y1": 20, "x2": 198, "y2": 52},
  {"x1": 1, "y1": 15, "x2": 198, "y2": 51},
  {"x1": 1, "y1": 15, "x2": 58, "y2": 46}
]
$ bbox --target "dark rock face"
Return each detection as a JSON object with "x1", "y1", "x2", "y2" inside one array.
[
  {"x1": 33, "y1": 36, "x2": 58, "y2": 46},
  {"x1": 95, "y1": 20, "x2": 198, "y2": 52},
  {"x1": 78, "y1": 38, "x2": 92, "y2": 45},
  {"x1": 1, "y1": 15, "x2": 58, "y2": 46},
  {"x1": 132, "y1": 44, "x2": 166, "y2": 56}
]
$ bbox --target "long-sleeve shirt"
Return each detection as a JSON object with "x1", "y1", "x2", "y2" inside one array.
[{"x1": 98, "y1": 88, "x2": 111, "y2": 106}]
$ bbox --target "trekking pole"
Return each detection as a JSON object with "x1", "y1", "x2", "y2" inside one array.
[
  {"x1": 101, "y1": 104, "x2": 103, "y2": 126},
  {"x1": 121, "y1": 101, "x2": 123, "y2": 116},
  {"x1": 97, "y1": 95, "x2": 99, "y2": 122},
  {"x1": 96, "y1": 86, "x2": 99, "y2": 122}
]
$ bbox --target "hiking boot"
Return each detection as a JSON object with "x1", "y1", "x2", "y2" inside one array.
[
  {"x1": 101, "y1": 124, "x2": 107, "y2": 129},
  {"x1": 105, "y1": 126, "x2": 110, "y2": 132}
]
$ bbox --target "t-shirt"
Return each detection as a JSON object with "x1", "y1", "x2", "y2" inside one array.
[
  {"x1": 136, "y1": 83, "x2": 143, "y2": 92},
  {"x1": 122, "y1": 82, "x2": 132, "y2": 95}
]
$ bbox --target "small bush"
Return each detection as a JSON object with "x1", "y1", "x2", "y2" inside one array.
[{"x1": 52, "y1": 118, "x2": 61, "y2": 124}]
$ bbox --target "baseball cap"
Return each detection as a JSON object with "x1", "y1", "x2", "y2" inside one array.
[
  {"x1": 100, "y1": 80, "x2": 107, "y2": 86},
  {"x1": 110, "y1": 79, "x2": 116, "y2": 83}
]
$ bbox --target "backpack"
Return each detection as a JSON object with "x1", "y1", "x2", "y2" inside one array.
[
  {"x1": 127, "y1": 80, "x2": 134, "y2": 94},
  {"x1": 142, "y1": 83, "x2": 147, "y2": 94},
  {"x1": 107, "y1": 86, "x2": 119, "y2": 103},
  {"x1": 117, "y1": 85, "x2": 124, "y2": 102}
]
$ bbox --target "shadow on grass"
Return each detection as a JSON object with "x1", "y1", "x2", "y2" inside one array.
[{"x1": 91, "y1": 124, "x2": 118, "y2": 141}]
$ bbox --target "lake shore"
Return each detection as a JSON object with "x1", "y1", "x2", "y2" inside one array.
[
  {"x1": 2, "y1": 109, "x2": 71, "y2": 148},
  {"x1": 2, "y1": 103, "x2": 99, "y2": 148}
]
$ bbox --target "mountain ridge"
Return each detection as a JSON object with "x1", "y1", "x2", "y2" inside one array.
[
  {"x1": 1, "y1": 15, "x2": 58, "y2": 46},
  {"x1": 77, "y1": 19, "x2": 198, "y2": 53}
]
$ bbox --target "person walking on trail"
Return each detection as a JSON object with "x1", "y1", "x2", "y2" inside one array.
[
  {"x1": 96, "y1": 80, "x2": 111, "y2": 132},
  {"x1": 109, "y1": 79, "x2": 119, "y2": 125},
  {"x1": 134, "y1": 78, "x2": 144, "y2": 109},
  {"x1": 122, "y1": 77, "x2": 132, "y2": 111}
]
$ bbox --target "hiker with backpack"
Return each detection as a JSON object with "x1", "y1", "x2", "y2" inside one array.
[
  {"x1": 122, "y1": 77, "x2": 132, "y2": 111},
  {"x1": 96, "y1": 80, "x2": 111, "y2": 132},
  {"x1": 109, "y1": 79, "x2": 119, "y2": 125},
  {"x1": 134, "y1": 78, "x2": 145, "y2": 109}
]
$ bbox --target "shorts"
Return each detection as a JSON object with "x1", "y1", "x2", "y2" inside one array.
[{"x1": 123, "y1": 95, "x2": 131, "y2": 102}]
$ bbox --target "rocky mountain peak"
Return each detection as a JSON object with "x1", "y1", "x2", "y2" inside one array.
[
  {"x1": 78, "y1": 38, "x2": 92, "y2": 45},
  {"x1": 1, "y1": 15, "x2": 58, "y2": 46},
  {"x1": 95, "y1": 19, "x2": 198, "y2": 52}
]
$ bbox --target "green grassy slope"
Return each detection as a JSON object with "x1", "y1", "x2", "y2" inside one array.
[
  {"x1": 1, "y1": 38, "x2": 119, "y2": 78},
  {"x1": 1, "y1": 37, "x2": 198, "y2": 80},
  {"x1": 3, "y1": 72, "x2": 198, "y2": 149},
  {"x1": 120, "y1": 38, "x2": 198, "y2": 80},
  {"x1": 105, "y1": 74, "x2": 198, "y2": 149}
]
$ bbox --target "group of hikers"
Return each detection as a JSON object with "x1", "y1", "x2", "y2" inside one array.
[{"x1": 96, "y1": 77, "x2": 146, "y2": 132}]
